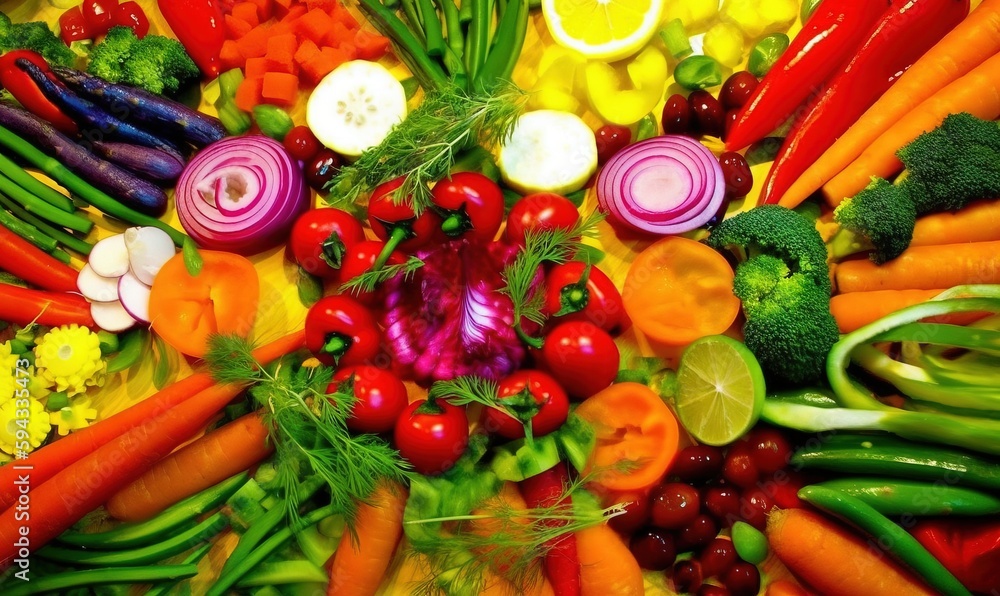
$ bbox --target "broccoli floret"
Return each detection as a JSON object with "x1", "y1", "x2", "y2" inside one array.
[
  {"x1": 0, "y1": 12, "x2": 76, "y2": 67},
  {"x1": 828, "y1": 178, "x2": 916, "y2": 264},
  {"x1": 898, "y1": 112, "x2": 1000, "y2": 214},
  {"x1": 86, "y1": 27, "x2": 199, "y2": 95},
  {"x1": 731, "y1": 255, "x2": 840, "y2": 386}
]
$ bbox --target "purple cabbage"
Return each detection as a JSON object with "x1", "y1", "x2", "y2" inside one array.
[{"x1": 382, "y1": 239, "x2": 527, "y2": 383}]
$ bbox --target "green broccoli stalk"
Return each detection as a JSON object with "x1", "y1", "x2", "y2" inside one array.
[
  {"x1": 827, "y1": 178, "x2": 917, "y2": 264},
  {"x1": 87, "y1": 26, "x2": 199, "y2": 96},
  {"x1": 0, "y1": 12, "x2": 76, "y2": 67},
  {"x1": 707, "y1": 206, "x2": 839, "y2": 386}
]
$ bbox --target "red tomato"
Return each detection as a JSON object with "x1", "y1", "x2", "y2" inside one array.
[
  {"x1": 81, "y1": 0, "x2": 119, "y2": 34},
  {"x1": 111, "y1": 2, "x2": 149, "y2": 38},
  {"x1": 541, "y1": 321, "x2": 620, "y2": 399},
  {"x1": 283, "y1": 125, "x2": 321, "y2": 162},
  {"x1": 337, "y1": 240, "x2": 406, "y2": 305},
  {"x1": 431, "y1": 172, "x2": 504, "y2": 241},
  {"x1": 330, "y1": 365, "x2": 408, "y2": 434},
  {"x1": 0, "y1": 51, "x2": 77, "y2": 134},
  {"x1": 367, "y1": 177, "x2": 441, "y2": 252},
  {"x1": 304, "y1": 295, "x2": 381, "y2": 368},
  {"x1": 288, "y1": 208, "x2": 365, "y2": 280},
  {"x1": 59, "y1": 6, "x2": 94, "y2": 44},
  {"x1": 394, "y1": 399, "x2": 470, "y2": 475},
  {"x1": 482, "y1": 370, "x2": 569, "y2": 439},
  {"x1": 505, "y1": 193, "x2": 580, "y2": 246},
  {"x1": 544, "y1": 261, "x2": 625, "y2": 333}
]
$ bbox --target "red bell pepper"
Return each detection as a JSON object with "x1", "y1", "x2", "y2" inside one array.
[
  {"x1": 0, "y1": 283, "x2": 95, "y2": 329},
  {"x1": 725, "y1": 0, "x2": 893, "y2": 152},
  {"x1": 911, "y1": 518, "x2": 1000, "y2": 594},
  {"x1": 0, "y1": 51, "x2": 77, "y2": 134},
  {"x1": 0, "y1": 225, "x2": 80, "y2": 294},
  {"x1": 156, "y1": 0, "x2": 225, "y2": 77},
  {"x1": 759, "y1": 0, "x2": 970, "y2": 205},
  {"x1": 520, "y1": 462, "x2": 581, "y2": 596}
]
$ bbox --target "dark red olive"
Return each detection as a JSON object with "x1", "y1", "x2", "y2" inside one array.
[
  {"x1": 673, "y1": 560, "x2": 704, "y2": 593},
  {"x1": 719, "y1": 152, "x2": 754, "y2": 199},
  {"x1": 595, "y1": 124, "x2": 632, "y2": 164},
  {"x1": 746, "y1": 427, "x2": 793, "y2": 474},
  {"x1": 650, "y1": 483, "x2": 701, "y2": 530},
  {"x1": 723, "y1": 442, "x2": 759, "y2": 488},
  {"x1": 720, "y1": 72, "x2": 759, "y2": 111},
  {"x1": 662, "y1": 93, "x2": 693, "y2": 135},
  {"x1": 608, "y1": 492, "x2": 651, "y2": 535},
  {"x1": 699, "y1": 537, "x2": 738, "y2": 578},
  {"x1": 740, "y1": 488, "x2": 776, "y2": 531},
  {"x1": 630, "y1": 528, "x2": 677, "y2": 570},
  {"x1": 721, "y1": 562, "x2": 761, "y2": 596},
  {"x1": 672, "y1": 445, "x2": 725, "y2": 483},
  {"x1": 305, "y1": 149, "x2": 343, "y2": 193},
  {"x1": 677, "y1": 514, "x2": 718, "y2": 551},
  {"x1": 698, "y1": 584, "x2": 732, "y2": 596},
  {"x1": 689, "y1": 90, "x2": 725, "y2": 138},
  {"x1": 704, "y1": 485, "x2": 743, "y2": 527}
]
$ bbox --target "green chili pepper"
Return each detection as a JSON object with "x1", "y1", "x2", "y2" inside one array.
[
  {"x1": 182, "y1": 237, "x2": 203, "y2": 277},
  {"x1": 799, "y1": 485, "x2": 972, "y2": 596},
  {"x1": 673, "y1": 55, "x2": 723, "y2": 90},
  {"x1": 98, "y1": 330, "x2": 119, "y2": 355},
  {"x1": 634, "y1": 112, "x2": 659, "y2": 142},
  {"x1": 748, "y1": 33, "x2": 790, "y2": 78},
  {"x1": 252, "y1": 105, "x2": 295, "y2": 142},
  {"x1": 813, "y1": 478, "x2": 1000, "y2": 517}
]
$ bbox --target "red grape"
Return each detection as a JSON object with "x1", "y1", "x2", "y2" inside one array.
[
  {"x1": 662, "y1": 94, "x2": 692, "y2": 135},
  {"x1": 595, "y1": 125, "x2": 632, "y2": 165},
  {"x1": 677, "y1": 514, "x2": 718, "y2": 551},
  {"x1": 650, "y1": 483, "x2": 701, "y2": 530},
  {"x1": 719, "y1": 71, "x2": 759, "y2": 111},
  {"x1": 704, "y1": 485, "x2": 743, "y2": 527},
  {"x1": 722, "y1": 562, "x2": 761, "y2": 596},
  {"x1": 672, "y1": 445, "x2": 725, "y2": 483},
  {"x1": 723, "y1": 445, "x2": 759, "y2": 489},
  {"x1": 746, "y1": 427, "x2": 793, "y2": 474},
  {"x1": 740, "y1": 488, "x2": 775, "y2": 531},
  {"x1": 630, "y1": 528, "x2": 677, "y2": 570},
  {"x1": 673, "y1": 560, "x2": 704, "y2": 593},
  {"x1": 699, "y1": 537, "x2": 738, "y2": 578}
]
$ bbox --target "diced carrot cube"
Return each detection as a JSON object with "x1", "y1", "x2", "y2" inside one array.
[
  {"x1": 220, "y1": 39, "x2": 244, "y2": 71},
  {"x1": 273, "y1": 0, "x2": 294, "y2": 17},
  {"x1": 244, "y1": 56, "x2": 269, "y2": 79},
  {"x1": 279, "y1": 3, "x2": 307, "y2": 22},
  {"x1": 265, "y1": 54, "x2": 297, "y2": 74},
  {"x1": 306, "y1": 0, "x2": 338, "y2": 11},
  {"x1": 300, "y1": 47, "x2": 348, "y2": 85},
  {"x1": 231, "y1": 2, "x2": 260, "y2": 27},
  {"x1": 352, "y1": 28, "x2": 390, "y2": 61},
  {"x1": 224, "y1": 15, "x2": 253, "y2": 40},
  {"x1": 266, "y1": 33, "x2": 298, "y2": 56},
  {"x1": 323, "y1": 21, "x2": 353, "y2": 47},
  {"x1": 261, "y1": 72, "x2": 300, "y2": 106},
  {"x1": 333, "y1": 42, "x2": 357, "y2": 61},
  {"x1": 295, "y1": 8, "x2": 334, "y2": 44},
  {"x1": 246, "y1": 0, "x2": 274, "y2": 21},
  {"x1": 294, "y1": 38, "x2": 321, "y2": 64},
  {"x1": 330, "y1": 6, "x2": 359, "y2": 30},
  {"x1": 235, "y1": 23, "x2": 272, "y2": 59},
  {"x1": 235, "y1": 76, "x2": 265, "y2": 112}
]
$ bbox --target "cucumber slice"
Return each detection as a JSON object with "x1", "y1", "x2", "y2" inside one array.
[{"x1": 498, "y1": 110, "x2": 598, "y2": 195}]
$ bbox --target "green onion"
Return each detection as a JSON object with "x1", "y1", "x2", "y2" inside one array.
[{"x1": 659, "y1": 19, "x2": 692, "y2": 60}]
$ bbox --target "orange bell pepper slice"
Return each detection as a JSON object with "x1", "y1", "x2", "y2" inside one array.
[
  {"x1": 574, "y1": 382, "x2": 679, "y2": 491},
  {"x1": 148, "y1": 250, "x2": 260, "y2": 357}
]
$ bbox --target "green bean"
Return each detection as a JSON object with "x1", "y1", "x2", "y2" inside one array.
[
  {"x1": 105, "y1": 327, "x2": 150, "y2": 374},
  {"x1": 4, "y1": 564, "x2": 198, "y2": 596},
  {"x1": 236, "y1": 560, "x2": 329, "y2": 587},
  {"x1": 417, "y1": 0, "x2": 446, "y2": 57},
  {"x1": 474, "y1": 0, "x2": 528, "y2": 91},
  {"x1": 436, "y1": 0, "x2": 465, "y2": 58},
  {"x1": 465, "y1": 0, "x2": 490, "y2": 80},
  {"x1": 382, "y1": 0, "x2": 399, "y2": 7},
  {"x1": 57, "y1": 473, "x2": 248, "y2": 549},
  {"x1": 814, "y1": 478, "x2": 1000, "y2": 516},
  {"x1": 0, "y1": 191, "x2": 93, "y2": 255},
  {"x1": 458, "y1": 0, "x2": 472, "y2": 23},
  {"x1": 0, "y1": 208, "x2": 58, "y2": 251},
  {"x1": 0, "y1": 151, "x2": 74, "y2": 212},
  {"x1": 357, "y1": 0, "x2": 451, "y2": 91},
  {"x1": 0, "y1": 170, "x2": 92, "y2": 234},
  {"x1": 142, "y1": 542, "x2": 213, "y2": 596},
  {"x1": 399, "y1": 0, "x2": 427, "y2": 45},
  {"x1": 50, "y1": 247, "x2": 71, "y2": 264}
]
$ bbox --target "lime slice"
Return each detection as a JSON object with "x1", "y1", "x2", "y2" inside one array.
[{"x1": 674, "y1": 335, "x2": 766, "y2": 446}]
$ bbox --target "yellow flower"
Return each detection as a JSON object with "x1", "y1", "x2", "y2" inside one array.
[
  {"x1": 50, "y1": 396, "x2": 99, "y2": 436},
  {"x1": 34, "y1": 325, "x2": 107, "y2": 397},
  {"x1": 0, "y1": 341, "x2": 16, "y2": 404},
  {"x1": 0, "y1": 397, "x2": 51, "y2": 456}
]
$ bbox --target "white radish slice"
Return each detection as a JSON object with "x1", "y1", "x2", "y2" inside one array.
[
  {"x1": 124, "y1": 226, "x2": 176, "y2": 286},
  {"x1": 89, "y1": 234, "x2": 131, "y2": 278},
  {"x1": 76, "y1": 264, "x2": 120, "y2": 303},
  {"x1": 118, "y1": 271, "x2": 152, "y2": 324},
  {"x1": 91, "y1": 300, "x2": 136, "y2": 332}
]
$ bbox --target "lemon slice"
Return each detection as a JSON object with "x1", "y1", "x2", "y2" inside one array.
[
  {"x1": 675, "y1": 335, "x2": 767, "y2": 446},
  {"x1": 542, "y1": 0, "x2": 664, "y2": 61}
]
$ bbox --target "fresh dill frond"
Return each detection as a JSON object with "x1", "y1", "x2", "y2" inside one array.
[
  {"x1": 341, "y1": 255, "x2": 424, "y2": 295},
  {"x1": 204, "y1": 333, "x2": 259, "y2": 384},
  {"x1": 427, "y1": 375, "x2": 500, "y2": 408},
  {"x1": 327, "y1": 82, "x2": 526, "y2": 214}
]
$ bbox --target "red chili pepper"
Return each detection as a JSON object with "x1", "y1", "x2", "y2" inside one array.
[
  {"x1": 0, "y1": 225, "x2": 80, "y2": 294},
  {"x1": 520, "y1": 462, "x2": 582, "y2": 596},
  {"x1": 59, "y1": 6, "x2": 94, "y2": 45},
  {"x1": 156, "y1": 0, "x2": 225, "y2": 77},
  {"x1": 304, "y1": 295, "x2": 382, "y2": 367},
  {"x1": 0, "y1": 51, "x2": 77, "y2": 134},
  {"x1": 0, "y1": 283, "x2": 95, "y2": 329},
  {"x1": 725, "y1": 0, "x2": 893, "y2": 151},
  {"x1": 911, "y1": 518, "x2": 1000, "y2": 594},
  {"x1": 759, "y1": 0, "x2": 969, "y2": 205}
]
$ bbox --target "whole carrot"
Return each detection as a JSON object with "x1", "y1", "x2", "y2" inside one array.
[
  {"x1": 105, "y1": 412, "x2": 274, "y2": 522},
  {"x1": 520, "y1": 463, "x2": 580, "y2": 596},
  {"x1": 909, "y1": 199, "x2": 1000, "y2": 247},
  {"x1": 0, "y1": 225, "x2": 80, "y2": 293},
  {"x1": 831, "y1": 289, "x2": 945, "y2": 333},
  {"x1": 835, "y1": 241, "x2": 1000, "y2": 293},
  {"x1": 0, "y1": 330, "x2": 304, "y2": 510},
  {"x1": 576, "y1": 522, "x2": 644, "y2": 596}
]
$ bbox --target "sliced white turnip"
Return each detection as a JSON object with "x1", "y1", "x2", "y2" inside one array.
[
  {"x1": 89, "y1": 234, "x2": 131, "y2": 278},
  {"x1": 118, "y1": 271, "x2": 152, "y2": 324},
  {"x1": 124, "y1": 226, "x2": 176, "y2": 286},
  {"x1": 76, "y1": 264, "x2": 120, "y2": 303},
  {"x1": 91, "y1": 300, "x2": 136, "y2": 332}
]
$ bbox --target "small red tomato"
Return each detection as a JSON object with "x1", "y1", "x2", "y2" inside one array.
[
  {"x1": 81, "y1": 0, "x2": 119, "y2": 35},
  {"x1": 111, "y1": 2, "x2": 149, "y2": 38},
  {"x1": 337, "y1": 240, "x2": 406, "y2": 305},
  {"x1": 431, "y1": 172, "x2": 504, "y2": 241},
  {"x1": 304, "y1": 295, "x2": 381, "y2": 368},
  {"x1": 540, "y1": 321, "x2": 620, "y2": 399},
  {"x1": 59, "y1": 6, "x2": 94, "y2": 44},
  {"x1": 482, "y1": 370, "x2": 569, "y2": 439},
  {"x1": 505, "y1": 193, "x2": 580, "y2": 246},
  {"x1": 544, "y1": 261, "x2": 625, "y2": 333},
  {"x1": 283, "y1": 125, "x2": 322, "y2": 162},
  {"x1": 329, "y1": 365, "x2": 408, "y2": 434},
  {"x1": 394, "y1": 399, "x2": 470, "y2": 475},
  {"x1": 368, "y1": 177, "x2": 442, "y2": 253},
  {"x1": 288, "y1": 208, "x2": 366, "y2": 280}
]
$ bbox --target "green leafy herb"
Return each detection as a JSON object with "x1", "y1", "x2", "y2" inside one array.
[
  {"x1": 182, "y1": 237, "x2": 203, "y2": 277},
  {"x1": 204, "y1": 335, "x2": 410, "y2": 527},
  {"x1": 151, "y1": 334, "x2": 176, "y2": 390},
  {"x1": 430, "y1": 375, "x2": 541, "y2": 440},
  {"x1": 296, "y1": 266, "x2": 323, "y2": 307},
  {"x1": 340, "y1": 255, "x2": 424, "y2": 296}
]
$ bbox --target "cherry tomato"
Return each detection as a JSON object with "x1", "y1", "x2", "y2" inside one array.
[
  {"x1": 482, "y1": 370, "x2": 569, "y2": 439},
  {"x1": 543, "y1": 261, "x2": 624, "y2": 333},
  {"x1": 305, "y1": 149, "x2": 342, "y2": 193},
  {"x1": 368, "y1": 177, "x2": 441, "y2": 253},
  {"x1": 288, "y1": 208, "x2": 365, "y2": 280},
  {"x1": 0, "y1": 51, "x2": 77, "y2": 134},
  {"x1": 329, "y1": 365, "x2": 408, "y2": 434},
  {"x1": 745, "y1": 426, "x2": 793, "y2": 474},
  {"x1": 431, "y1": 172, "x2": 504, "y2": 241},
  {"x1": 111, "y1": 2, "x2": 149, "y2": 38},
  {"x1": 81, "y1": 0, "x2": 119, "y2": 34},
  {"x1": 394, "y1": 399, "x2": 470, "y2": 475},
  {"x1": 540, "y1": 321, "x2": 619, "y2": 399},
  {"x1": 59, "y1": 6, "x2": 94, "y2": 45},
  {"x1": 304, "y1": 295, "x2": 381, "y2": 367},
  {"x1": 337, "y1": 239, "x2": 405, "y2": 305},
  {"x1": 283, "y1": 125, "x2": 322, "y2": 162},
  {"x1": 505, "y1": 193, "x2": 580, "y2": 246}
]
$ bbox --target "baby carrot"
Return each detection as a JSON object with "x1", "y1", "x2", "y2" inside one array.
[
  {"x1": 576, "y1": 522, "x2": 644, "y2": 596},
  {"x1": 835, "y1": 241, "x2": 1000, "y2": 293}
]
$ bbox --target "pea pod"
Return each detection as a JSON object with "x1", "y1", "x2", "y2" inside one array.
[
  {"x1": 798, "y1": 485, "x2": 972, "y2": 596},
  {"x1": 814, "y1": 478, "x2": 1000, "y2": 517}
]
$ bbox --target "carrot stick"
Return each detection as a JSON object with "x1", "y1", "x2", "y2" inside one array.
[
  {"x1": 834, "y1": 241, "x2": 1000, "y2": 293},
  {"x1": 326, "y1": 482, "x2": 407, "y2": 596},
  {"x1": 766, "y1": 508, "x2": 936, "y2": 596},
  {"x1": 831, "y1": 289, "x2": 945, "y2": 333},
  {"x1": 105, "y1": 412, "x2": 274, "y2": 522},
  {"x1": 822, "y1": 51, "x2": 1000, "y2": 206},
  {"x1": 909, "y1": 200, "x2": 1000, "y2": 247},
  {"x1": 0, "y1": 329, "x2": 304, "y2": 510},
  {"x1": 776, "y1": 0, "x2": 1000, "y2": 209},
  {"x1": 576, "y1": 522, "x2": 644, "y2": 596}
]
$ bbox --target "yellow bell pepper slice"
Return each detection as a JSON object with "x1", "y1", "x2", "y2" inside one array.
[
  {"x1": 585, "y1": 46, "x2": 668, "y2": 126},
  {"x1": 529, "y1": 48, "x2": 587, "y2": 115}
]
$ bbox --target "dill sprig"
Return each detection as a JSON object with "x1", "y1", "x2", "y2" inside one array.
[
  {"x1": 502, "y1": 211, "x2": 605, "y2": 347},
  {"x1": 326, "y1": 82, "x2": 526, "y2": 214},
  {"x1": 427, "y1": 375, "x2": 500, "y2": 408},
  {"x1": 340, "y1": 255, "x2": 424, "y2": 295},
  {"x1": 205, "y1": 334, "x2": 410, "y2": 527}
]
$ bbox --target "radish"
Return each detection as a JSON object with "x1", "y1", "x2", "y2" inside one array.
[
  {"x1": 91, "y1": 300, "x2": 136, "y2": 332},
  {"x1": 118, "y1": 271, "x2": 151, "y2": 324},
  {"x1": 124, "y1": 227, "x2": 176, "y2": 286},
  {"x1": 89, "y1": 234, "x2": 131, "y2": 278},
  {"x1": 76, "y1": 264, "x2": 119, "y2": 303}
]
